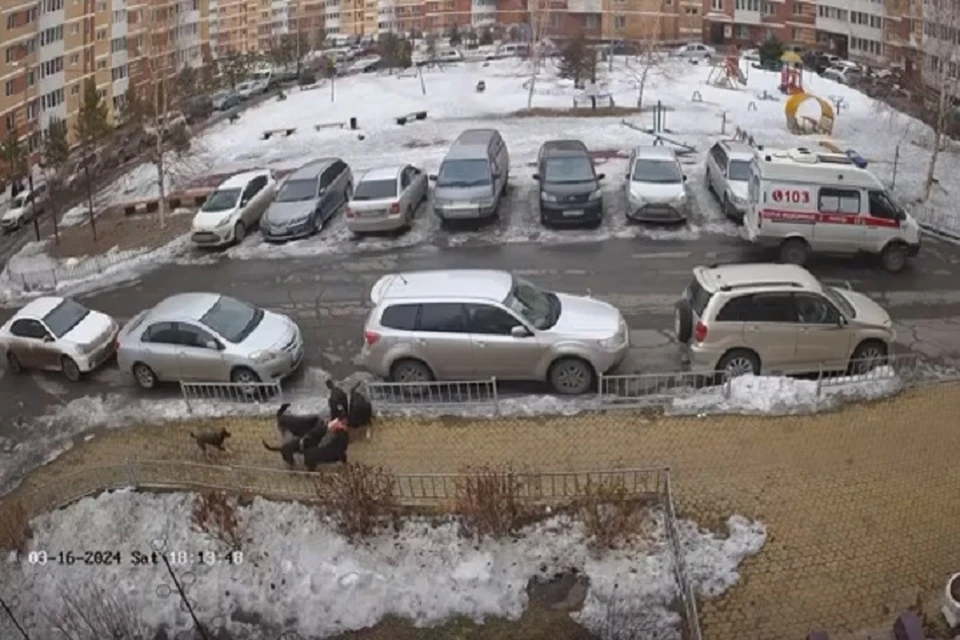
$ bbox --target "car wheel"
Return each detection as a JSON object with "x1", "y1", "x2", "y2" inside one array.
[
  {"x1": 132, "y1": 362, "x2": 158, "y2": 389},
  {"x1": 705, "y1": 169, "x2": 714, "y2": 195},
  {"x1": 230, "y1": 366, "x2": 261, "y2": 384},
  {"x1": 6, "y1": 351, "x2": 24, "y2": 374},
  {"x1": 848, "y1": 340, "x2": 888, "y2": 374},
  {"x1": 233, "y1": 221, "x2": 246, "y2": 244},
  {"x1": 717, "y1": 349, "x2": 760, "y2": 378},
  {"x1": 389, "y1": 358, "x2": 434, "y2": 383},
  {"x1": 548, "y1": 357, "x2": 595, "y2": 395},
  {"x1": 779, "y1": 238, "x2": 810, "y2": 266},
  {"x1": 880, "y1": 242, "x2": 908, "y2": 273},
  {"x1": 61, "y1": 356, "x2": 82, "y2": 382}
]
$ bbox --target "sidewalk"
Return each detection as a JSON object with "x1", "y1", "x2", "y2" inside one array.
[{"x1": 5, "y1": 381, "x2": 960, "y2": 640}]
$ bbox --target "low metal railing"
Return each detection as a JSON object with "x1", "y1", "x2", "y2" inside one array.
[
  {"x1": 363, "y1": 378, "x2": 499, "y2": 412},
  {"x1": 663, "y1": 473, "x2": 704, "y2": 640},
  {"x1": 179, "y1": 381, "x2": 283, "y2": 412},
  {"x1": 598, "y1": 370, "x2": 729, "y2": 406},
  {"x1": 815, "y1": 352, "x2": 922, "y2": 394}
]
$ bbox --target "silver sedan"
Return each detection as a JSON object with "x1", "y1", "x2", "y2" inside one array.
[
  {"x1": 345, "y1": 164, "x2": 428, "y2": 234},
  {"x1": 116, "y1": 293, "x2": 304, "y2": 389}
]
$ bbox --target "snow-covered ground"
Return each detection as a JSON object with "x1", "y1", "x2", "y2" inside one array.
[
  {"x1": 1, "y1": 489, "x2": 766, "y2": 639},
  {"x1": 4, "y1": 55, "x2": 958, "y2": 301},
  {"x1": 0, "y1": 365, "x2": 908, "y2": 497}
]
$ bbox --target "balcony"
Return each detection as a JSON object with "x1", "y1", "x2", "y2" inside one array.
[{"x1": 567, "y1": 0, "x2": 600, "y2": 13}]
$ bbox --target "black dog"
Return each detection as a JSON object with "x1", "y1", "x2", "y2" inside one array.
[
  {"x1": 301, "y1": 420, "x2": 349, "y2": 471},
  {"x1": 190, "y1": 428, "x2": 231, "y2": 454},
  {"x1": 262, "y1": 438, "x2": 301, "y2": 467},
  {"x1": 347, "y1": 382, "x2": 373, "y2": 429},
  {"x1": 300, "y1": 422, "x2": 328, "y2": 450},
  {"x1": 276, "y1": 403, "x2": 321, "y2": 442},
  {"x1": 326, "y1": 380, "x2": 348, "y2": 421}
]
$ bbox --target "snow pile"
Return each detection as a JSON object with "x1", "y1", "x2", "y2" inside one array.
[
  {"x1": 670, "y1": 368, "x2": 903, "y2": 415},
  {"x1": 2, "y1": 490, "x2": 766, "y2": 639}
]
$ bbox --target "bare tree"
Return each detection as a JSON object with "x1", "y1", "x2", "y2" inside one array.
[
  {"x1": 47, "y1": 584, "x2": 147, "y2": 640},
  {"x1": 74, "y1": 77, "x2": 112, "y2": 241},
  {"x1": 622, "y1": 13, "x2": 675, "y2": 109},
  {"x1": 526, "y1": 0, "x2": 552, "y2": 109},
  {"x1": 920, "y1": 0, "x2": 960, "y2": 201}
]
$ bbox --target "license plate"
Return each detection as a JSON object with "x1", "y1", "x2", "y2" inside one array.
[
  {"x1": 562, "y1": 209, "x2": 584, "y2": 217},
  {"x1": 361, "y1": 209, "x2": 385, "y2": 217}
]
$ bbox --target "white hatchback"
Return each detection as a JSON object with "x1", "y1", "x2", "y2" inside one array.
[
  {"x1": 624, "y1": 145, "x2": 688, "y2": 223},
  {"x1": 191, "y1": 169, "x2": 277, "y2": 247},
  {"x1": 0, "y1": 296, "x2": 118, "y2": 381}
]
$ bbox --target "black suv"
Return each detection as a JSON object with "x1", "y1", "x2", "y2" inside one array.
[{"x1": 533, "y1": 140, "x2": 605, "y2": 228}]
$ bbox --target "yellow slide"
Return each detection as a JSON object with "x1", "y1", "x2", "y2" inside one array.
[{"x1": 785, "y1": 93, "x2": 835, "y2": 136}]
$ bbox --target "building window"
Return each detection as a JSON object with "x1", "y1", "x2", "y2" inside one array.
[
  {"x1": 792, "y1": 27, "x2": 801, "y2": 40},
  {"x1": 5, "y1": 115, "x2": 14, "y2": 131},
  {"x1": 613, "y1": 15, "x2": 625, "y2": 29},
  {"x1": 5, "y1": 80, "x2": 15, "y2": 97},
  {"x1": 711, "y1": 0, "x2": 722, "y2": 10},
  {"x1": 792, "y1": 2, "x2": 803, "y2": 15},
  {"x1": 96, "y1": 0, "x2": 106, "y2": 10},
  {"x1": 71, "y1": 84, "x2": 79, "y2": 95},
  {"x1": 736, "y1": 24, "x2": 749, "y2": 38},
  {"x1": 97, "y1": 58, "x2": 107, "y2": 69},
  {"x1": 96, "y1": 28, "x2": 107, "y2": 40},
  {"x1": 70, "y1": 23, "x2": 79, "y2": 34},
  {"x1": 69, "y1": 52, "x2": 79, "y2": 64}
]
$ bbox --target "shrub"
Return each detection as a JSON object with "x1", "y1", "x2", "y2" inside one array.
[
  {"x1": 0, "y1": 499, "x2": 31, "y2": 553},
  {"x1": 48, "y1": 584, "x2": 147, "y2": 640},
  {"x1": 455, "y1": 464, "x2": 527, "y2": 539},
  {"x1": 577, "y1": 476, "x2": 650, "y2": 549},
  {"x1": 326, "y1": 464, "x2": 397, "y2": 539},
  {"x1": 191, "y1": 491, "x2": 242, "y2": 550}
]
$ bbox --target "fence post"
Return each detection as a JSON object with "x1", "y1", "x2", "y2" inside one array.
[
  {"x1": 491, "y1": 377, "x2": 499, "y2": 415},
  {"x1": 181, "y1": 382, "x2": 193, "y2": 413},
  {"x1": 722, "y1": 372, "x2": 731, "y2": 399},
  {"x1": 597, "y1": 373, "x2": 604, "y2": 401},
  {"x1": 816, "y1": 363, "x2": 824, "y2": 397},
  {"x1": 125, "y1": 460, "x2": 137, "y2": 487}
]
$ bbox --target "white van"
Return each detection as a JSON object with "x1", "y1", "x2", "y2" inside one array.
[{"x1": 743, "y1": 147, "x2": 921, "y2": 273}]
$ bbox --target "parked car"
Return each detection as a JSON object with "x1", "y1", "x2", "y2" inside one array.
[
  {"x1": 0, "y1": 185, "x2": 47, "y2": 233},
  {"x1": 191, "y1": 169, "x2": 277, "y2": 247},
  {"x1": 143, "y1": 112, "x2": 188, "y2": 143},
  {"x1": 234, "y1": 81, "x2": 257, "y2": 100},
  {"x1": 533, "y1": 139, "x2": 604, "y2": 228},
  {"x1": 673, "y1": 43, "x2": 715, "y2": 60},
  {"x1": 705, "y1": 139, "x2": 753, "y2": 222},
  {"x1": 430, "y1": 129, "x2": 509, "y2": 224},
  {"x1": 674, "y1": 263, "x2": 894, "y2": 378},
  {"x1": 361, "y1": 269, "x2": 630, "y2": 395},
  {"x1": 0, "y1": 296, "x2": 119, "y2": 381},
  {"x1": 624, "y1": 145, "x2": 688, "y2": 224},
  {"x1": 740, "y1": 48, "x2": 760, "y2": 62},
  {"x1": 182, "y1": 95, "x2": 214, "y2": 124},
  {"x1": 261, "y1": 158, "x2": 353, "y2": 242},
  {"x1": 346, "y1": 165, "x2": 428, "y2": 235},
  {"x1": 116, "y1": 293, "x2": 304, "y2": 388},
  {"x1": 823, "y1": 62, "x2": 861, "y2": 85},
  {"x1": 212, "y1": 90, "x2": 242, "y2": 111}
]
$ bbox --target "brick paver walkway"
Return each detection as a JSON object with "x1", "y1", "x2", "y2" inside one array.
[{"x1": 5, "y1": 382, "x2": 960, "y2": 640}]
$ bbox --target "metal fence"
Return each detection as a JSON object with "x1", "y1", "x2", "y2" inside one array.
[
  {"x1": 363, "y1": 378, "x2": 500, "y2": 412},
  {"x1": 910, "y1": 204, "x2": 960, "y2": 240},
  {"x1": 816, "y1": 352, "x2": 923, "y2": 392},
  {"x1": 179, "y1": 380, "x2": 283, "y2": 413},
  {"x1": 4, "y1": 248, "x2": 144, "y2": 292},
  {"x1": 598, "y1": 370, "x2": 729, "y2": 407},
  {"x1": 664, "y1": 473, "x2": 704, "y2": 640}
]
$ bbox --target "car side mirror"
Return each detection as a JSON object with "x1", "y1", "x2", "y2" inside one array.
[
  {"x1": 428, "y1": 174, "x2": 437, "y2": 181},
  {"x1": 510, "y1": 325, "x2": 531, "y2": 338},
  {"x1": 43, "y1": 334, "x2": 55, "y2": 343},
  {"x1": 837, "y1": 315, "x2": 847, "y2": 327},
  {"x1": 596, "y1": 173, "x2": 605, "y2": 180},
  {"x1": 532, "y1": 173, "x2": 540, "y2": 181},
  {"x1": 206, "y1": 339, "x2": 222, "y2": 350},
  {"x1": 683, "y1": 175, "x2": 688, "y2": 182}
]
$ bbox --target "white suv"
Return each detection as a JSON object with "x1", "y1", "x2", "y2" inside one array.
[{"x1": 361, "y1": 269, "x2": 630, "y2": 395}]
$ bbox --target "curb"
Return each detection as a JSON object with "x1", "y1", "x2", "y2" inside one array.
[{"x1": 919, "y1": 222, "x2": 960, "y2": 243}]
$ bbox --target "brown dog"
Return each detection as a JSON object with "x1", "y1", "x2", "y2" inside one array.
[{"x1": 190, "y1": 428, "x2": 231, "y2": 454}]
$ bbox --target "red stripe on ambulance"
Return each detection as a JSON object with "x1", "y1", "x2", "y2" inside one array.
[{"x1": 760, "y1": 209, "x2": 899, "y2": 229}]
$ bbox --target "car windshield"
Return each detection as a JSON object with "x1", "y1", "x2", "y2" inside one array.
[
  {"x1": 728, "y1": 160, "x2": 751, "y2": 181},
  {"x1": 632, "y1": 159, "x2": 682, "y2": 183},
  {"x1": 43, "y1": 298, "x2": 90, "y2": 338},
  {"x1": 10, "y1": 196, "x2": 25, "y2": 209},
  {"x1": 502, "y1": 276, "x2": 560, "y2": 330},
  {"x1": 825, "y1": 287, "x2": 858, "y2": 319},
  {"x1": 276, "y1": 179, "x2": 318, "y2": 202},
  {"x1": 353, "y1": 178, "x2": 397, "y2": 200},
  {"x1": 543, "y1": 156, "x2": 594, "y2": 183},
  {"x1": 436, "y1": 159, "x2": 491, "y2": 188},
  {"x1": 199, "y1": 295, "x2": 264, "y2": 343},
  {"x1": 201, "y1": 188, "x2": 241, "y2": 212}
]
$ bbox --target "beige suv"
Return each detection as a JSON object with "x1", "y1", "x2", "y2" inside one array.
[
  {"x1": 360, "y1": 269, "x2": 630, "y2": 395},
  {"x1": 674, "y1": 263, "x2": 895, "y2": 377}
]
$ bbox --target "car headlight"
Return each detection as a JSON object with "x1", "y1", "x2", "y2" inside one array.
[
  {"x1": 674, "y1": 192, "x2": 687, "y2": 204},
  {"x1": 599, "y1": 334, "x2": 622, "y2": 350},
  {"x1": 77, "y1": 342, "x2": 95, "y2": 355},
  {"x1": 732, "y1": 194, "x2": 746, "y2": 204},
  {"x1": 541, "y1": 191, "x2": 558, "y2": 203},
  {"x1": 216, "y1": 215, "x2": 233, "y2": 228},
  {"x1": 250, "y1": 350, "x2": 279, "y2": 363},
  {"x1": 472, "y1": 197, "x2": 494, "y2": 206},
  {"x1": 628, "y1": 191, "x2": 643, "y2": 203},
  {"x1": 589, "y1": 188, "x2": 602, "y2": 201}
]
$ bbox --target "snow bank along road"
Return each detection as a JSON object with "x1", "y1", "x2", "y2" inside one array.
[{"x1": 2, "y1": 233, "x2": 960, "y2": 431}]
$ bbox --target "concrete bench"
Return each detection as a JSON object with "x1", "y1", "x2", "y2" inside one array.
[
  {"x1": 262, "y1": 128, "x2": 297, "y2": 140},
  {"x1": 314, "y1": 122, "x2": 345, "y2": 130},
  {"x1": 395, "y1": 111, "x2": 428, "y2": 126}
]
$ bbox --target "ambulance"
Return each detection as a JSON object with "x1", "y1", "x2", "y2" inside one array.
[{"x1": 742, "y1": 146, "x2": 921, "y2": 273}]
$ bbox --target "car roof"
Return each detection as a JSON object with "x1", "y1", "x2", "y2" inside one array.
[
  {"x1": 360, "y1": 166, "x2": 402, "y2": 182},
  {"x1": 219, "y1": 170, "x2": 267, "y2": 189},
  {"x1": 716, "y1": 140, "x2": 754, "y2": 159},
  {"x1": 633, "y1": 145, "x2": 678, "y2": 161},
  {"x1": 143, "y1": 293, "x2": 221, "y2": 322},
  {"x1": 289, "y1": 158, "x2": 336, "y2": 180},
  {"x1": 370, "y1": 269, "x2": 513, "y2": 304},
  {"x1": 542, "y1": 140, "x2": 589, "y2": 157},
  {"x1": 694, "y1": 263, "x2": 820, "y2": 294},
  {"x1": 14, "y1": 296, "x2": 66, "y2": 319}
]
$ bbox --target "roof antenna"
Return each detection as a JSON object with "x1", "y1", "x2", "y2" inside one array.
[{"x1": 397, "y1": 272, "x2": 408, "y2": 284}]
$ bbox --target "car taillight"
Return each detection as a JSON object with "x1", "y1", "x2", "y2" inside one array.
[
  {"x1": 389, "y1": 202, "x2": 400, "y2": 215},
  {"x1": 364, "y1": 331, "x2": 380, "y2": 346},
  {"x1": 694, "y1": 321, "x2": 708, "y2": 343},
  {"x1": 346, "y1": 207, "x2": 355, "y2": 218}
]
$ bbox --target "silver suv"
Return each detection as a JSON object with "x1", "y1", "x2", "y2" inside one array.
[
  {"x1": 705, "y1": 139, "x2": 753, "y2": 222},
  {"x1": 360, "y1": 269, "x2": 630, "y2": 395},
  {"x1": 674, "y1": 263, "x2": 895, "y2": 377}
]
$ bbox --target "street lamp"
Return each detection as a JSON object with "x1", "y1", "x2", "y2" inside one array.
[{"x1": 11, "y1": 48, "x2": 40, "y2": 242}]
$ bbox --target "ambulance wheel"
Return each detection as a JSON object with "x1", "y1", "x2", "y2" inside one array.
[
  {"x1": 880, "y1": 242, "x2": 908, "y2": 273},
  {"x1": 779, "y1": 238, "x2": 809, "y2": 266}
]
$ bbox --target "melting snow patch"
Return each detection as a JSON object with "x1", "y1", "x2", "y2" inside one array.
[
  {"x1": 3, "y1": 490, "x2": 766, "y2": 639},
  {"x1": 669, "y1": 368, "x2": 903, "y2": 415}
]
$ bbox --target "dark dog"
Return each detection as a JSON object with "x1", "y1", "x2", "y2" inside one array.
[
  {"x1": 347, "y1": 382, "x2": 373, "y2": 429},
  {"x1": 190, "y1": 428, "x2": 231, "y2": 454},
  {"x1": 262, "y1": 438, "x2": 301, "y2": 467},
  {"x1": 326, "y1": 380, "x2": 349, "y2": 421},
  {"x1": 276, "y1": 403, "x2": 321, "y2": 442},
  {"x1": 300, "y1": 422, "x2": 328, "y2": 450},
  {"x1": 301, "y1": 419, "x2": 349, "y2": 471}
]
